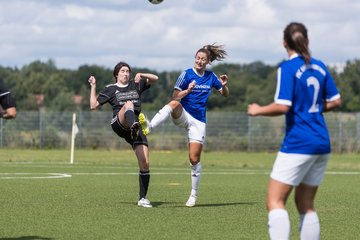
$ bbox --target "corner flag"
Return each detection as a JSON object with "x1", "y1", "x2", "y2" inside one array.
[{"x1": 70, "y1": 113, "x2": 79, "y2": 164}]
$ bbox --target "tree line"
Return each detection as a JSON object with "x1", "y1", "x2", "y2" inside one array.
[{"x1": 1, "y1": 59, "x2": 359, "y2": 112}]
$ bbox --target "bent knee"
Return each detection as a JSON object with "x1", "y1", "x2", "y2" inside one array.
[
  {"x1": 124, "y1": 101, "x2": 134, "y2": 109},
  {"x1": 168, "y1": 100, "x2": 181, "y2": 109}
]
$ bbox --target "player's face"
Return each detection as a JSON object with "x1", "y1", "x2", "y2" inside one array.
[
  {"x1": 116, "y1": 66, "x2": 130, "y2": 84},
  {"x1": 194, "y1": 52, "x2": 209, "y2": 72}
]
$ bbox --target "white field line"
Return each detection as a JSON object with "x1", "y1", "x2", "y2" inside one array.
[
  {"x1": 0, "y1": 173, "x2": 72, "y2": 179},
  {"x1": 62, "y1": 171, "x2": 360, "y2": 176},
  {"x1": 0, "y1": 170, "x2": 359, "y2": 179}
]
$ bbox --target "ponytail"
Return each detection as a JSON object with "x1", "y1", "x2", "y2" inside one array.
[
  {"x1": 197, "y1": 43, "x2": 227, "y2": 63},
  {"x1": 283, "y1": 22, "x2": 311, "y2": 64}
]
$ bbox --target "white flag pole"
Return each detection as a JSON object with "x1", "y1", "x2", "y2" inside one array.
[{"x1": 70, "y1": 113, "x2": 77, "y2": 164}]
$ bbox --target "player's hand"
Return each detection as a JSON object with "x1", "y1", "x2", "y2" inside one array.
[
  {"x1": 247, "y1": 103, "x2": 261, "y2": 116},
  {"x1": 219, "y1": 74, "x2": 228, "y2": 86},
  {"x1": 188, "y1": 80, "x2": 196, "y2": 92},
  {"x1": 134, "y1": 73, "x2": 142, "y2": 83},
  {"x1": 88, "y1": 76, "x2": 96, "y2": 86}
]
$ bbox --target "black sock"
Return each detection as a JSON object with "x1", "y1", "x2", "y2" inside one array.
[
  {"x1": 139, "y1": 171, "x2": 150, "y2": 199},
  {"x1": 124, "y1": 110, "x2": 135, "y2": 127}
]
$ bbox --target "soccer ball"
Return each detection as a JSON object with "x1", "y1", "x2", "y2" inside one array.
[{"x1": 148, "y1": 0, "x2": 163, "y2": 4}]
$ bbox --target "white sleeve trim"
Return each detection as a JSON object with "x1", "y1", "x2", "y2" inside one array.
[
  {"x1": 0, "y1": 91, "x2": 10, "y2": 97},
  {"x1": 275, "y1": 99, "x2": 292, "y2": 106},
  {"x1": 326, "y1": 93, "x2": 341, "y2": 102},
  {"x1": 274, "y1": 68, "x2": 281, "y2": 101}
]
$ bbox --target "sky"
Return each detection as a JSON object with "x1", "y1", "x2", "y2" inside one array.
[{"x1": 1, "y1": 0, "x2": 360, "y2": 72}]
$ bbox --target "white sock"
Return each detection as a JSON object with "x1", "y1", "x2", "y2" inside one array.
[
  {"x1": 150, "y1": 104, "x2": 173, "y2": 129},
  {"x1": 268, "y1": 208, "x2": 290, "y2": 240},
  {"x1": 190, "y1": 162, "x2": 202, "y2": 196},
  {"x1": 299, "y1": 212, "x2": 320, "y2": 240}
]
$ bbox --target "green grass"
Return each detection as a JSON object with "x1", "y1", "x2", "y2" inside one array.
[{"x1": 0, "y1": 149, "x2": 359, "y2": 239}]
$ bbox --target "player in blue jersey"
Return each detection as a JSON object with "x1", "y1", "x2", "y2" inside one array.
[
  {"x1": 0, "y1": 78, "x2": 16, "y2": 119},
  {"x1": 139, "y1": 44, "x2": 229, "y2": 207},
  {"x1": 88, "y1": 61, "x2": 159, "y2": 208},
  {"x1": 247, "y1": 22, "x2": 341, "y2": 240}
]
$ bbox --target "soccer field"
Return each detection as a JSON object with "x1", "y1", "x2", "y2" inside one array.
[{"x1": 0, "y1": 150, "x2": 359, "y2": 239}]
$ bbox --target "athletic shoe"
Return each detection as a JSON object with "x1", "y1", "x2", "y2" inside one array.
[
  {"x1": 185, "y1": 194, "x2": 197, "y2": 207},
  {"x1": 138, "y1": 113, "x2": 151, "y2": 135},
  {"x1": 137, "y1": 198, "x2": 152, "y2": 208},
  {"x1": 130, "y1": 122, "x2": 140, "y2": 140}
]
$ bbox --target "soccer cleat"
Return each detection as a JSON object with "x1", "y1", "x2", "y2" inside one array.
[
  {"x1": 185, "y1": 194, "x2": 197, "y2": 207},
  {"x1": 137, "y1": 198, "x2": 153, "y2": 208},
  {"x1": 138, "y1": 113, "x2": 151, "y2": 135},
  {"x1": 130, "y1": 122, "x2": 140, "y2": 140}
]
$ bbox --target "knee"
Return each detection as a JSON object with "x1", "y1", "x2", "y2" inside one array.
[
  {"x1": 189, "y1": 154, "x2": 200, "y2": 165},
  {"x1": 266, "y1": 199, "x2": 277, "y2": 211},
  {"x1": 168, "y1": 100, "x2": 180, "y2": 110},
  {"x1": 266, "y1": 196, "x2": 286, "y2": 211},
  {"x1": 124, "y1": 101, "x2": 134, "y2": 109},
  {"x1": 295, "y1": 198, "x2": 315, "y2": 213}
]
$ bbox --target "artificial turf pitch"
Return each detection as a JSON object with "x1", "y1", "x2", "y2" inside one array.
[{"x1": 0, "y1": 150, "x2": 359, "y2": 239}]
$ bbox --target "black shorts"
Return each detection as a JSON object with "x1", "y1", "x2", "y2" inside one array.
[{"x1": 111, "y1": 116, "x2": 148, "y2": 149}]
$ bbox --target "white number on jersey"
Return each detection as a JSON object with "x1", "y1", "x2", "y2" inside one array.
[{"x1": 307, "y1": 76, "x2": 320, "y2": 113}]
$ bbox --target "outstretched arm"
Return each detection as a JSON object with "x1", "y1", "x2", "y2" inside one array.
[
  {"x1": 247, "y1": 102, "x2": 289, "y2": 116},
  {"x1": 134, "y1": 73, "x2": 159, "y2": 84}
]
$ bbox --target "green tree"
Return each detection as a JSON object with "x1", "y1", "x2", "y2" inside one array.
[
  {"x1": 338, "y1": 59, "x2": 360, "y2": 111},
  {"x1": 1, "y1": 59, "x2": 358, "y2": 113}
]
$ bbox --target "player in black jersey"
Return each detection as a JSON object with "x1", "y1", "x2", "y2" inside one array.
[
  {"x1": 0, "y1": 78, "x2": 16, "y2": 119},
  {"x1": 88, "y1": 61, "x2": 159, "y2": 208}
]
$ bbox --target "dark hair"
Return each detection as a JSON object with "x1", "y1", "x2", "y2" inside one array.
[
  {"x1": 283, "y1": 22, "x2": 311, "y2": 64},
  {"x1": 113, "y1": 61, "x2": 131, "y2": 81},
  {"x1": 196, "y1": 43, "x2": 227, "y2": 63}
]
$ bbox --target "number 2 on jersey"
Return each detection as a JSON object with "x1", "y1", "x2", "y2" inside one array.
[{"x1": 307, "y1": 76, "x2": 320, "y2": 113}]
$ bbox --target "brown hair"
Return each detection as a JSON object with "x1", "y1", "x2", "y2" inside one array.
[
  {"x1": 113, "y1": 61, "x2": 131, "y2": 81},
  {"x1": 196, "y1": 43, "x2": 227, "y2": 63},
  {"x1": 283, "y1": 22, "x2": 311, "y2": 64}
]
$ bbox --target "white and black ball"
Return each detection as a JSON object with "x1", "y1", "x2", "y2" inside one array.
[{"x1": 148, "y1": 0, "x2": 163, "y2": 5}]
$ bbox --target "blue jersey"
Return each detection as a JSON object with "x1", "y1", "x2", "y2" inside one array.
[
  {"x1": 175, "y1": 68, "x2": 223, "y2": 123},
  {"x1": 275, "y1": 54, "x2": 340, "y2": 154}
]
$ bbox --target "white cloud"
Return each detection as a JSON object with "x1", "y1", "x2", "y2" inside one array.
[
  {"x1": 64, "y1": 4, "x2": 94, "y2": 20},
  {"x1": 31, "y1": 24, "x2": 44, "y2": 34},
  {"x1": 0, "y1": 0, "x2": 359, "y2": 71}
]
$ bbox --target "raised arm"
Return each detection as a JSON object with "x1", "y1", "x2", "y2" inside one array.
[
  {"x1": 88, "y1": 76, "x2": 100, "y2": 110},
  {"x1": 134, "y1": 73, "x2": 159, "y2": 84},
  {"x1": 219, "y1": 74, "x2": 229, "y2": 97}
]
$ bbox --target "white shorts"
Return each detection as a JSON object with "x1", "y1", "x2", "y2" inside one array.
[
  {"x1": 172, "y1": 109, "x2": 206, "y2": 144},
  {"x1": 270, "y1": 152, "x2": 330, "y2": 186}
]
